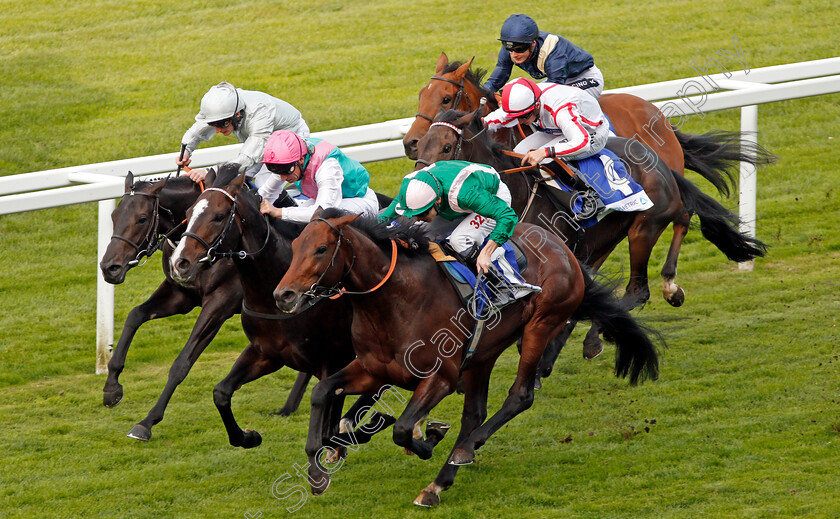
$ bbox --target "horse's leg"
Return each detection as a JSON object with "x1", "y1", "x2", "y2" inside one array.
[
  {"x1": 415, "y1": 362, "x2": 493, "y2": 507},
  {"x1": 391, "y1": 375, "x2": 454, "y2": 459},
  {"x1": 271, "y1": 371, "x2": 312, "y2": 416},
  {"x1": 450, "y1": 324, "x2": 550, "y2": 465},
  {"x1": 661, "y1": 217, "x2": 690, "y2": 307},
  {"x1": 104, "y1": 281, "x2": 195, "y2": 408},
  {"x1": 304, "y1": 361, "x2": 394, "y2": 495},
  {"x1": 213, "y1": 343, "x2": 283, "y2": 449},
  {"x1": 126, "y1": 296, "x2": 236, "y2": 441},
  {"x1": 536, "y1": 319, "x2": 578, "y2": 383},
  {"x1": 624, "y1": 219, "x2": 667, "y2": 310}
]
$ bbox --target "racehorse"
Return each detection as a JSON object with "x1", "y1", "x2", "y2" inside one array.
[
  {"x1": 167, "y1": 164, "x2": 383, "y2": 450},
  {"x1": 415, "y1": 107, "x2": 767, "y2": 378},
  {"x1": 99, "y1": 171, "x2": 312, "y2": 440},
  {"x1": 272, "y1": 208, "x2": 660, "y2": 507},
  {"x1": 404, "y1": 53, "x2": 774, "y2": 309}
]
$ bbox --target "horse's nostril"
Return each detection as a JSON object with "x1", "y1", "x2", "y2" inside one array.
[
  {"x1": 107, "y1": 264, "x2": 122, "y2": 273},
  {"x1": 175, "y1": 258, "x2": 191, "y2": 272}
]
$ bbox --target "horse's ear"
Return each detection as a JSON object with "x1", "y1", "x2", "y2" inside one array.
[
  {"x1": 205, "y1": 168, "x2": 217, "y2": 187},
  {"x1": 226, "y1": 171, "x2": 247, "y2": 198},
  {"x1": 435, "y1": 52, "x2": 449, "y2": 74},
  {"x1": 333, "y1": 213, "x2": 360, "y2": 229},
  {"x1": 455, "y1": 110, "x2": 474, "y2": 128},
  {"x1": 453, "y1": 57, "x2": 473, "y2": 81},
  {"x1": 311, "y1": 206, "x2": 325, "y2": 221},
  {"x1": 124, "y1": 171, "x2": 134, "y2": 192},
  {"x1": 150, "y1": 176, "x2": 167, "y2": 194}
]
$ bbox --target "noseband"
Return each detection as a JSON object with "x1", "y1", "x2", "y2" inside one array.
[
  {"x1": 180, "y1": 187, "x2": 270, "y2": 265},
  {"x1": 415, "y1": 75, "x2": 474, "y2": 123},
  {"x1": 414, "y1": 120, "x2": 487, "y2": 169}
]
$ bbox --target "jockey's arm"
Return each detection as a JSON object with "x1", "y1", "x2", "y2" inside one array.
[
  {"x1": 483, "y1": 48, "x2": 515, "y2": 93},
  {"x1": 465, "y1": 191, "x2": 518, "y2": 247},
  {"x1": 545, "y1": 103, "x2": 594, "y2": 159},
  {"x1": 234, "y1": 105, "x2": 275, "y2": 172},
  {"x1": 280, "y1": 158, "x2": 344, "y2": 223},
  {"x1": 483, "y1": 107, "x2": 519, "y2": 133}
]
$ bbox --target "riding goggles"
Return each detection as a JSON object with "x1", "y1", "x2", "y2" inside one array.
[
  {"x1": 208, "y1": 118, "x2": 233, "y2": 129},
  {"x1": 502, "y1": 41, "x2": 532, "y2": 53},
  {"x1": 266, "y1": 162, "x2": 297, "y2": 176}
]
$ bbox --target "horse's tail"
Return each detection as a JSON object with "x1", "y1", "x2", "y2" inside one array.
[
  {"x1": 671, "y1": 170, "x2": 768, "y2": 262},
  {"x1": 571, "y1": 267, "x2": 659, "y2": 385},
  {"x1": 674, "y1": 129, "x2": 777, "y2": 197}
]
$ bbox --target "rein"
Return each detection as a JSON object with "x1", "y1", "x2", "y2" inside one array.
[
  {"x1": 180, "y1": 187, "x2": 271, "y2": 265},
  {"x1": 301, "y1": 218, "x2": 398, "y2": 304}
]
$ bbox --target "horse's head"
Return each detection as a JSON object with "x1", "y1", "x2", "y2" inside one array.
[
  {"x1": 100, "y1": 171, "x2": 168, "y2": 284},
  {"x1": 273, "y1": 209, "x2": 360, "y2": 314},
  {"x1": 404, "y1": 53, "x2": 491, "y2": 160},
  {"x1": 169, "y1": 164, "x2": 248, "y2": 286},
  {"x1": 415, "y1": 107, "x2": 489, "y2": 170}
]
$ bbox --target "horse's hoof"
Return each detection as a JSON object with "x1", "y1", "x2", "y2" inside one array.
[
  {"x1": 309, "y1": 474, "x2": 331, "y2": 496},
  {"x1": 449, "y1": 448, "x2": 475, "y2": 466},
  {"x1": 583, "y1": 339, "x2": 604, "y2": 360},
  {"x1": 425, "y1": 421, "x2": 451, "y2": 445},
  {"x1": 126, "y1": 424, "x2": 151, "y2": 441},
  {"x1": 403, "y1": 448, "x2": 415, "y2": 456},
  {"x1": 270, "y1": 406, "x2": 295, "y2": 417},
  {"x1": 667, "y1": 286, "x2": 686, "y2": 307},
  {"x1": 103, "y1": 386, "x2": 124, "y2": 408},
  {"x1": 534, "y1": 377, "x2": 543, "y2": 391},
  {"x1": 414, "y1": 490, "x2": 440, "y2": 507},
  {"x1": 242, "y1": 429, "x2": 263, "y2": 449}
]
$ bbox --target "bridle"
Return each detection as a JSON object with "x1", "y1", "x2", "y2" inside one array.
[
  {"x1": 180, "y1": 187, "x2": 270, "y2": 265},
  {"x1": 299, "y1": 218, "x2": 397, "y2": 304},
  {"x1": 414, "y1": 75, "x2": 474, "y2": 124},
  {"x1": 110, "y1": 190, "x2": 171, "y2": 267},
  {"x1": 414, "y1": 120, "x2": 487, "y2": 168}
]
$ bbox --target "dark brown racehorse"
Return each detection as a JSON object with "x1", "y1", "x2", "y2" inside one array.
[
  {"x1": 167, "y1": 164, "x2": 383, "y2": 449},
  {"x1": 404, "y1": 53, "x2": 774, "y2": 308},
  {"x1": 272, "y1": 209, "x2": 659, "y2": 507},
  {"x1": 416, "y1": 108, "x2": 768, "y2": 379},
  {"x1": 99, "y1": 172, "x2": 311, "y2": 441}
]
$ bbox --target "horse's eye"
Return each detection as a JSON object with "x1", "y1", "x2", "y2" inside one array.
[
  {"x1": 442, "y1": 144, "x2": 453, "y2": 154},
  {"x1": 442, "y1": 96, "x2": 452, "y2": 105},
  {"x1": 137, "y1": 215, "x2": 148, "y2": 225},
  {"x1": 213, "y1": 213, "x2": 226, "y2": 222},
  {"x1": 316, "y1": 245, "x2": 328, "y2": 255}
]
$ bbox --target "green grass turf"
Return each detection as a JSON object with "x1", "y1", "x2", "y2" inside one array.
[{"x1": 1, "y1": 0, "x2": 839, "y2": 517}]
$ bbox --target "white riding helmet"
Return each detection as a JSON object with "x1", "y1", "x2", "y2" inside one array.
[
  {"x1": 395, "y1": 171, "x2": 443, "y2": 217},
  {"x1": 195, "y1": 82, "x2": 242, "y2": 124},
  {"x1": 501, "y1": 78, "x2": 541, "y2": 118}
]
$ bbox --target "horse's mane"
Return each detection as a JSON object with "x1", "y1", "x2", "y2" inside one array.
[
  {"x1": 319, "y1": 208, "x2": 430, "y2": 256},
  {"x1": 443, "y1": 61, "x2": 493, "y2": 99},
  {"x1": 435, "y1": 109, "x2": 518, "y2": 167}
]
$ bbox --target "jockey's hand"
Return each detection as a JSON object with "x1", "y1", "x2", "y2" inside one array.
[
  {"x1": 187, "y1": 167, "x2": 207, "y2": 183},
  {"x1": 176, "y1": 150, "x2": 192, "y2": 168},
  {"x1": 476, "y1": 240, "x2": 500, "y2": 274},
  {"x1": 521, "y1": 148, "x2": 547, "y2": 167},
  {"x1": 260, "y1": 199, "x2": 281, "y2": 218}
]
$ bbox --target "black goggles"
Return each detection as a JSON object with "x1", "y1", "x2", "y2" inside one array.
[
  {"x1": 266, "y1": 162, "x2": 297, "y2": 175},
  {"x1": 208, "y1": 118, "x2": 233, "y2": 129},
  {"x1": 503, "y1": 41, "x2": 532, "y2": 53}
]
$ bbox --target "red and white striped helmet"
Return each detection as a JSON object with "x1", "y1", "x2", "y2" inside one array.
[{"x1": 501, "y1": 78, "x2": 541, "y2": 117}]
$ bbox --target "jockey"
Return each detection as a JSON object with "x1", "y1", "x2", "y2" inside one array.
[
  {"x1": 177, "y1": 82, "x2": 310, "y2": 191},
  {"x1": 380, "y1": 160, "x2": 516, "y2": 274},
  {"x1": 485, "y1": 78, "x2": 653, "y2": 217},
  {"x1": 484, "y1": 14, "x2": 604, "y2": 99},
  {"x1": 258, "y1": 130, "x2": 379, "y2": 223}
]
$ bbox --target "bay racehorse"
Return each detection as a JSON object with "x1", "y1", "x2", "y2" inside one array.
[
  {"x1": 99, "y1": 171, "x2": 311, "y2": 441},
  {"x1": 416, "y1": 107, "x2": 767, "y2": 379},
  {"x1": 404, "y1": 53, "x2": 774, "y2": 308},
  {"x1": 273, "y1": 208, "x2": 659, "y2": 506},
  {"x1": 167, "y1": 164, "x2": 385, "y2": 450}
]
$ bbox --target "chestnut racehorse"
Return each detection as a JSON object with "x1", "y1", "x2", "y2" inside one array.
[
  {"x1": 273, "y1": 209, "x2": 659, "y2": 507},
  {"x1": 99, "y1": 172, "x2": 310, "y2": 441}
]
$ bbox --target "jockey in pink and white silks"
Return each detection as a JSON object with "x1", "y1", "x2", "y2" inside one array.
[
  {"x1": 484, "y1": 77, "x2": 653, "y2": 214},
  {"x1": 258, "y1": 130, "x2": 379, "y2": 223}
]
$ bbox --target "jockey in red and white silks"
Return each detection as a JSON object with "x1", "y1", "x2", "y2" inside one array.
[{"x1": 484, "y1": 78, "x2": 609, "y2": 165}]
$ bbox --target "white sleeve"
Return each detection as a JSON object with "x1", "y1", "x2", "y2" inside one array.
[
  {"x1": 280, "y1": 158, "x2": 344, "y2": 223},
  {"x1": 483, "y1": 107, "x2": 519, "y2": 132},
  {"x1": 547, "y1": 103, "x2": 593, "y2": 158},
  {"x1": 235, "y1": 104, "x2": 276, "y2": 171},
  {"x1": 181, "y1": 121, "x2": 216, "y2": 154},
  {"x1": 257, "y1": 174, "x2": 287, "y2": 203}
]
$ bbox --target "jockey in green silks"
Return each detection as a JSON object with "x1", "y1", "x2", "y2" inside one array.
[{"x1": 380, "y1": 160, "x2": 517, "y2": 274}]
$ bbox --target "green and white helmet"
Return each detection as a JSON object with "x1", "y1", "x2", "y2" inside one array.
[{"x1": 395, "y1": 170, "x2": 443, "y2": 217}]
